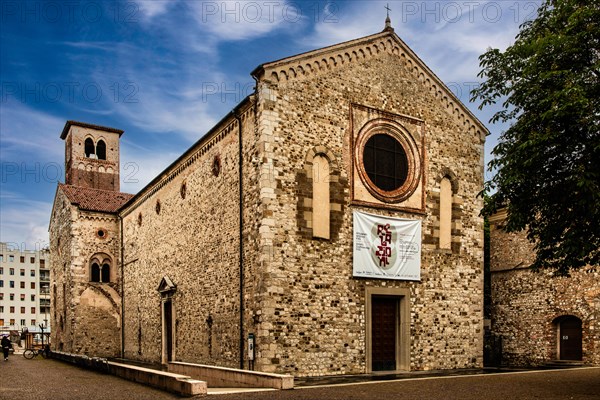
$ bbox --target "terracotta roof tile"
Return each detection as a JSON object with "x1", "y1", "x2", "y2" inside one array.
[{"x1": 59, "y1": 184, "x2": 134, "y2": 213}]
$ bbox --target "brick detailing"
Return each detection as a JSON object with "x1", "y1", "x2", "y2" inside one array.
[
  {"x1": 63, "y1": 122, "x2": 122, "y2": 192},
  {"x1": 350, "y1": 103, "x2": 426, "y2": 212},
  {"x1": 423, "y1": 171, "x2": 462, "y2": 254},
  {"x1": 296, "y1": 146, "x2": 346, "y2": 241}
]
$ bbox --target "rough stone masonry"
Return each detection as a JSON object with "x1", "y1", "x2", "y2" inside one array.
[{"x1": 50, "y1": 24, "x2": 487, "y2": 376}]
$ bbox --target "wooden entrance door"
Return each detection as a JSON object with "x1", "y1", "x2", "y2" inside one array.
[
  {"x1": 372, "y1": 296, "x2": 397, "y2": 371},
  {"x1": 560, "y1": 316, "x2": 582, "y2": 361},
  {"x1": 164, "y1": 299, "x2": 173, "y2": 362}
]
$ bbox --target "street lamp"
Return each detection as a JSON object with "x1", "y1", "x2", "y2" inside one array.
[{"x1": 39, "y1": 324, "x2": 45, "y2": 347}]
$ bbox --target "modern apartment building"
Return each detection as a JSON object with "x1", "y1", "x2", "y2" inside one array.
[{"x1": 0, "y1": 243, "x2": 51, "y2": 335}]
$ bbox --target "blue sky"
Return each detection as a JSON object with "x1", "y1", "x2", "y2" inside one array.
[{"x1": 0, "y1": 0, "x2": 541, "y2": 250}]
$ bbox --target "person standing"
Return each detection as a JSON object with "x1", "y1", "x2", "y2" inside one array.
[{"x1": 1, "y1": 335, "x2": 11, "y2": 361}]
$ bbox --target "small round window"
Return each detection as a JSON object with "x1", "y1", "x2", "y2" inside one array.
[
  {"x1": 363, "y1": 134, "x2": 409, "y2": 192},
  {"x1": 355, "y1": 120, "x2": 421, "y2": 204}
]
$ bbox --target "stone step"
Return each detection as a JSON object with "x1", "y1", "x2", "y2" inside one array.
[{"x1": 543, "y1": 360, "x2": 584, "y2": 369}]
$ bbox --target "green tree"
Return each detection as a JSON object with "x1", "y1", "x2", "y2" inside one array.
[{"x1": 472, "y1": 0, "x2": 599, "y2": 274}]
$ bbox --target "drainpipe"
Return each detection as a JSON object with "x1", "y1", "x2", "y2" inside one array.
[
  {"x1": 120, "y1": 214, "x2": 125, "y2": 358},
  {"x1": 235, "y1": 111, "x2": 245, "y2": 370}
]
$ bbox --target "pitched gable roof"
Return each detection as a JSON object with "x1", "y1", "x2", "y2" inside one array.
[
  {"x1": 59, "y1": 184, "x2": 133, "y2": 213},
  {"x1": 252, "y1": 29, "x2": 488, "y2": 141}
]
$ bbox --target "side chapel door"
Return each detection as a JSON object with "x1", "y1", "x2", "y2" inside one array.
[
  {"x1": 158, "y1": 276, "x2": 177, "y2": 364},
  {"x1": 164, "y1": 299, "x2": 173, "y2": 362},
  {"x1": 560, "y1": 316, "x2": 582, "y2": 361}
]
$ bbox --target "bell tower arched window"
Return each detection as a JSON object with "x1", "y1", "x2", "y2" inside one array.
[
  {"x1": 85, "y1": 138, "x2": 95, "y2": 158},
  {"x1": 96, "y1": 140, "x2": 106, "y2": 160}
]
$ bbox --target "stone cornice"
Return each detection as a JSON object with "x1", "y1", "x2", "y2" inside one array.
[
  {"x1": 61, "y1": 120, "x2": 124, "y2": 139},
  {"x1": 79, "y1": 211, "x2": 120, "y2": 222},
  {"x1": 253, "y1": 30, "x2": 488, "y2": 144},
  {"x1": 74, "y1": 157, "x2": 117, "y2": 166}
]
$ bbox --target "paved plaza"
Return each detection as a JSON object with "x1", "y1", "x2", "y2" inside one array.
[{"x1": 1, "y1": 354, "x2": 599, "y2": 399}]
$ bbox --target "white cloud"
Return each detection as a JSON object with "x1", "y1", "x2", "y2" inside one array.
[
  {"x1": 187, "y1": 0, "x2": 297, "y2": 42},
  {"x1": 302, "y1": 1, "x2": 529, "y2": 81},
  {"x1": 0, "y1": 102, "x2": 65, "y2": 163},
  {"x1": 59, "y1": 41, "x2": 117, "y2": 51},
  {"x1": 0, "y1": 194, "x2": 52, "y2": 250},
  {"x1": 107, "y1": 89, "x2": 221, "y2": 143},
  {"x1": 119, "y1": 144, "x2": 182, "y2": 194},
  {"x1": 137, "y1": 0, "x2": 174, "y2": 19},
  {"x1": 59, "y1": 38, "x2": 229, "y2": 142},
  {"x1": 300, "y1": 4, "x2": 381, "y2": 48}
]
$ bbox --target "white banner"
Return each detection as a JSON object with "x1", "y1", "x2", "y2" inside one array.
[{"x1": 353, "y1": 211, "x2": 421, "y2": 281}]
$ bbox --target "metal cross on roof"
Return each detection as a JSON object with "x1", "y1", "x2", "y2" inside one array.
[{"x1": 384, "y1": 3, "x2": 393, "y2": 31}]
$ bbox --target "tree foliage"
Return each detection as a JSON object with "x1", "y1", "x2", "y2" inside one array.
[{"x1": 472, "y1": 0, "x2": 600, "y2": 274}]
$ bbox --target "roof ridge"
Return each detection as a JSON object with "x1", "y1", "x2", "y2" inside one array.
[{"x1": 60, "y1": 183, "x2": 133, "y2": 196}]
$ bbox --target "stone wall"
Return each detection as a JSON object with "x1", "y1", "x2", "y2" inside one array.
[
  {"x1": 50, "y1": 188, "x2": 73, "y2": 351},
  {"x1": 490, "y1": 215, "x2": 600, "y2": 366},
  {"x1": 489, "y1": 210, "x2": 536, "y2": 272},
  {"x1": 252, "y1": 33, "x2": 484, "y2": 375},
  {"x1": 50, "y1": 30, "x2": 486, "y2": 376},
  {"x1": 50, "y1": 189, "x2": 122, "y2": 357},
  {"x1": 120, "y1": 101, "x2": 261, "y2": 367}
]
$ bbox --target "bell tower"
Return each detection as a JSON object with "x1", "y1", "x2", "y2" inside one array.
[{"x1": 60, "y1": 121, "x2": 124, "y2": 191}]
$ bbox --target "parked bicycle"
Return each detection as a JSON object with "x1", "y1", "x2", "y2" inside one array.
[{"x1": 23, "y1": 347, "x2": 50, "y2": 359}]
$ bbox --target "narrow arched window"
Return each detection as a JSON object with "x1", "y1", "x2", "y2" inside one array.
[
  {"x1": 85, "y1": 138, "x2": 95, "y2": 158},
  {"x1": 439, "y1": 177, "x2": 452, "y2": 249},
  {"x1": 312, "y1": 155, "x2": 330, "y2": 239},
  {"x1": 91, "y1": 263, "x2": 101, "y2": 282},
  {"x1": 96, "y1": 140, "x2": 106, "y2": 160},
  {"x1": 101, "y1": 263, "x2": 110, "y2": 283}
]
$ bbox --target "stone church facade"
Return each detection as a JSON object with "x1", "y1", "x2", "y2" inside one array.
[
  {"x1": 50, "y1": 24, "x2": 487, "y2": 376},
  {"x1": 489, "y1": 210, "x2": 600, "y2": 366}
]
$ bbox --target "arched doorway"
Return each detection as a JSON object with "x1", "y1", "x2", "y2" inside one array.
[{"x1": 557, "y1": 315, "x2": 582, "y2": 361}]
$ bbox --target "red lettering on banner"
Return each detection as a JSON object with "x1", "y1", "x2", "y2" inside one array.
[{"x1": 375, "y1": 224, "x2": 392, "y2": 266}]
